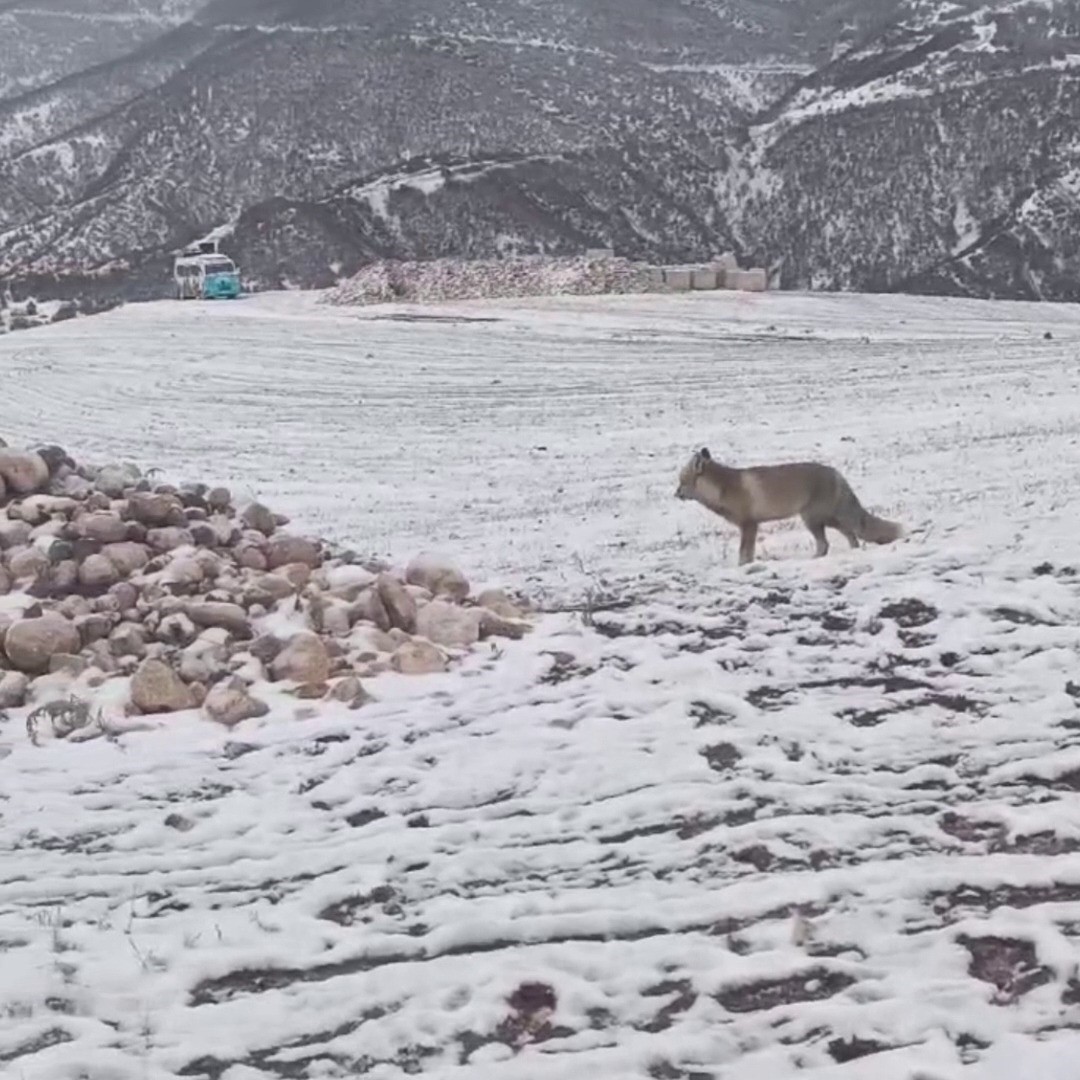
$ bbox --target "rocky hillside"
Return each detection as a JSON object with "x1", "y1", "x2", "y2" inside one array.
[{"x1": 2, "y1": 0, "x2": 1078, "y2": 302}]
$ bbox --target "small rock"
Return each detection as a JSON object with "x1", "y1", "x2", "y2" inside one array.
[
  {"x1": 78, "y1": 553, "x2": 120, "y2": 590},
  {"x1": 249, "y1": 634, "x2": 284, "y2": 665},
  {"x1": 206, "y1": 487, "x2": 232, "y2": 512},
  {"x1": 126, "y1": 492, "x2": 182, "y2": 527},
  {"x1": 249, "y1": 573, "x2": 297, "y2": 604},
  {"x1": 240, "y1": 502, "x2": 277, "y2": 536},
  {"x1": 108, "y1": 581, "x2": 140, "y2": 612},
  {"x1": 0, "y1": 671, "x2": 30, "y2": 708},
  {"x1": 391, "y1": 639, "x2": 447, "y2": 675},
  {"x1": 416, "y1": 600, "x2": 481, "y2": 648},
  {"x1": 329, "y1": 674, "x2": 373, "y2": 709},
  {"x1": 0, "y1": 449, "x2": 49, "y2": 494},
  {"x1": 269, "y1": 632, "x2": 330, "y2": 684},
  {"x1": 405, "y1": 552, "x2": 470, "y2": 601},
  {"x1": 161, "y1": 555, "x2": 204, "y2": 591},
  {"x1": 203, "y1": 677, "x2": 270, "y2": 727},
  {"x1": 130, "y1": 658, "x2": 193, "y2": 714},
  {"x1": 75, "y1": 612, "x2": 114, "y2": 646},
  {"x1": 146, "y1": 527, "x2": 193, "y2": 553},
  {"x1": 157, "y1": 612, "x2": 198, "y2": 647},
  {"x1": 48, "y1": 653, "x2": 87, "y2": 677},
  {"x1": 477, "y1": 587, "x2": 525, "y2": 620},
  {"x1": 377, "y1": 574, "x2": 417, "y2": 633},
  {"x1": 179, "y1": 642, "x2": 229, "y2": 684},
  {"x1": 0, "y1": 520, "x2": 33, "y2": 550},
  {"x1": 266, "y1": 535, "x2": 321, "y2": 570},
  {"x1": 186, "y1": 601, "x2": 252, "y2": 639},
  {"x1": 77, "y1": 512, "x2": 129, "y2": 544},
  {"x1": 110, "y1": 622, "x2": 148, "y2": 659},
  {"x1": 6, "y1": 546, "x2": 50, "y2": 581},
  {"x1": 350, "y1": 587, "x2": 391, "y2": 631},
  {"x1": 290, "y1": 681, "x2": 329, "y2": 699},
  {"x1": 4, "y1": 616, "x2": 82, "y2": 674},
  {"x1": 235, "y1": 543, "x2": 267, "y2": 570},
  {"x1": 101, "y1": 541, "x2": 150, "y2": 577},
  {"x1": 94, "y1": 463, "x2": 140, "y2": 498},
  {"x1": 0, "y1": 565, "x2": 9, "y2": 595}
]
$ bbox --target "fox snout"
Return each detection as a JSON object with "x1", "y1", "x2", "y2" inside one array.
[{"x1": 675, "y1": 485, "x2": 690, "y2": 500}]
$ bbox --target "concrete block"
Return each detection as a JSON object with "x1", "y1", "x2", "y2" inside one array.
[
  {"x1": 691, "y1": 268, "x2": 718, "y2": 290},
  {"x1": 743, "y1": 268, "x2": 767, "y2": 292},
  {"x1": 645, "y1": 266, "x2": 666, "y2": 290},
  {"x1": 663, "y1": 268, "x2": 692, "y2": 291}
]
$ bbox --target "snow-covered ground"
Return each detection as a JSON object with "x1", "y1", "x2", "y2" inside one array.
[{"x1": 4, "y1": 289, "x2": 1080, "y2": 1078}]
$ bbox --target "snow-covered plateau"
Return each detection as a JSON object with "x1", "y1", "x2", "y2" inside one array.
[{"x1": 3, "y1": 288, "x2": 1080, "y2": 1078}]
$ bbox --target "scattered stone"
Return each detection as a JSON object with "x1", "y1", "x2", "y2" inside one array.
[
  {"x1": 48, "y1": 653, "x2": 87, "y2": 677},
  {"x1": 101, "y1": 541, "x2": 150, "y2": 577},
  {"x1": 3, "y1": 616, "x2": 82, "y2": 674},
  {"x1": 270, "y1": 632, "x2": 331, "y2": 684},
  {"x1": 203, "y1": 677, "x2": 270, "y2": 727},
  {"x1": 206, "y1": 487, "x2": 232, "y2": 512},
  {"x1": 130, "y1": 658, "x2": 193, "y2": 714},
  {"x1": 249, "y1": 634, "x2": 284, "y2": 665},
  {"x1": 477, "y1": 588, "x2": 525, "y2": 620}
]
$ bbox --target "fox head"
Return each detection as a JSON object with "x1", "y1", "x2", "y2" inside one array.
[{"x1": 675, "y1": 447, "x2": 712, "y2": 500}]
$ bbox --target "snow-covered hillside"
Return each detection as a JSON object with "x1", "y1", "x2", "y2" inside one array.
[{"x1": 4, "y1": 289, "x2": 1080, "y2": 1077}]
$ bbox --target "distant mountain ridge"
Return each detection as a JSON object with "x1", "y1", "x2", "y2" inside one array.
[{"x1": 2, "y1": 0, "x2": 1078, "y2": 303}]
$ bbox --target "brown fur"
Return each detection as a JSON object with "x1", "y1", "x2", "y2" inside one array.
[{"x1": 675, "y1": 447, "x2": 904, "y2": 565}]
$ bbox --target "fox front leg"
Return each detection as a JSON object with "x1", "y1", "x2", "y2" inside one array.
[{"x1": 738, "y1": 523, "x2": 758, "y2": 565}]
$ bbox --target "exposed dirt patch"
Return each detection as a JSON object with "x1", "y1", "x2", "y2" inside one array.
[
  {"x1": 959, "y1": 936, "x2": 1053, "y2": 1002},
  {"x1": 879, "y1": 598, "x2": 938, "y2": 628},
  {"x1": 715, "y1": 969, "x2": 856, "y2": 1013},
  {"x1": 701, "y1": 742, "x2": 742, "y2": 772}
]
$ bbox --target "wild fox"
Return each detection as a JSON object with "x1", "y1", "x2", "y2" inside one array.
[{"x1": 676, "y1": 447, "x2": 904, "y2": 565}]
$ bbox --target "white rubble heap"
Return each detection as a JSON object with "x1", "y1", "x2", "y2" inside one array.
[{"x1": 0, "y1": 442, "x2": 530, "y2": 742}]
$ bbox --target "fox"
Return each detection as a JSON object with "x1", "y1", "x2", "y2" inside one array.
[{"x1": 675, "y1": 447, "x2": 904, "y2": 565}]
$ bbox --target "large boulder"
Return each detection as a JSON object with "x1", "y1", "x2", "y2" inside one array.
[
  {"x1": 269, "y1": 632, "x2": 330, "y2": 684},
  {"x1": 405, "y1": 553, "x2": 470, "y2": 602},
  {"x1": 130, "y1": 658, "x2": 193, "y2": 714},
  {"x1": 415, "y1": 600, "x2": 481, "y2": 648},
  {"x1": 3, "y1": 615, "x2": 81, "y2": 674}
]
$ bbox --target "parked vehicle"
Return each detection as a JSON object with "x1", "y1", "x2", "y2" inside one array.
[{"x1": 173, "y1": 240, "x2": 241, "y2": 300}]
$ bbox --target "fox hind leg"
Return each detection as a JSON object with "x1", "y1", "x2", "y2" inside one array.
[{"x1": 801, "y1": 514, "x2": 829, "y2": 558}]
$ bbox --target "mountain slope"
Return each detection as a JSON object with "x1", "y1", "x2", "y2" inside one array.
[{"x1": 2, "y1": 0, "x2": 1080, "y2": 302}]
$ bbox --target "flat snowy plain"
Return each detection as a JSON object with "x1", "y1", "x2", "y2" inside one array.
[{"x1": 4, "y1": 288, "x2": 1080, "y2": 1079}]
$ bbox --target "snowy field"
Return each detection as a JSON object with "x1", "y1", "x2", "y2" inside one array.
[{"x1": 4, "y1": 288, "x2": 1080, "y2": 1078}]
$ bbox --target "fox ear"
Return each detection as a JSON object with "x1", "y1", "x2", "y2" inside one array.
[{"x1": 699, "y1": 447, "x2": 711, "y2": 461}]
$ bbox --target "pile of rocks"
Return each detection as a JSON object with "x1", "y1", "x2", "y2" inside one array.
[
  {"x1": 323, "y1": 254, "x2": 656, "y2": 306},
  {"x1": 0, "y1": 442, "x2": 530, "y2": 736}
]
